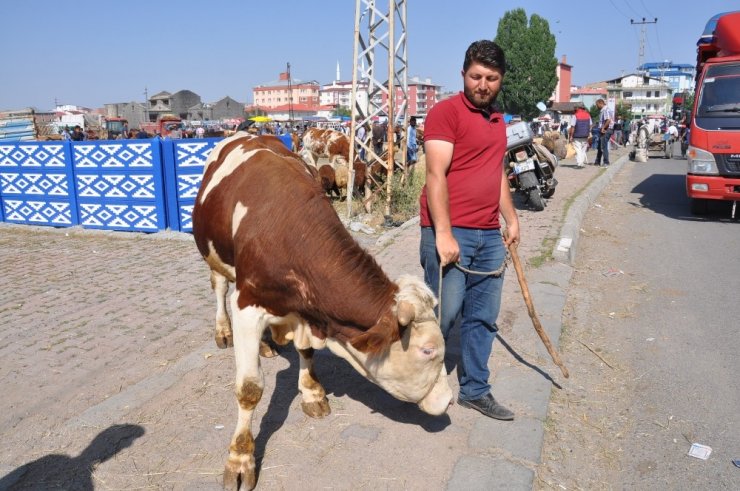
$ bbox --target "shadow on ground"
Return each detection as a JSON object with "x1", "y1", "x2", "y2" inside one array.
[
  {"x1": 630, "y1": 173, "x2": 739, "y2": 222},
  {"x1": 0, "y1": 424, "x2": 145, "y2": 490}
]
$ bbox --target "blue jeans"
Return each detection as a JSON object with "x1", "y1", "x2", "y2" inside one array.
[
  {"x1": 419, "y1": 226, "x2": 506, "y2": 401},
  {"x1": 596, "y1": 129, "x2": 613, "y2": 164}
]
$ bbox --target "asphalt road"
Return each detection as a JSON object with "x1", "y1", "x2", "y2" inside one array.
[{"x1": 573, "y1": 153, "x2": 739, "y2": 487}]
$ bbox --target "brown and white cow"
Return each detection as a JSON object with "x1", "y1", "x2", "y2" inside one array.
[
  {"x1": 192, "y1": 134, "x2": 452, "y2": 490},
  {"x1": 300, "y1": 127, "x2": 350, "y2": 168}
]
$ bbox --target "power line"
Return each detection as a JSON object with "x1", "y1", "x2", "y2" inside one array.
[
  {"x1": 623, "y1": 0, "x2": 641, "y2": 16},
  {"x1": 639, "y1": 0, "x2": 656, "y2": 19},
  {"x1": 652, "y1": 23, "x2": 665, "y2": 62},
  {"x1": 608, "y1": 0, "x2": 631, "y2": 19}
]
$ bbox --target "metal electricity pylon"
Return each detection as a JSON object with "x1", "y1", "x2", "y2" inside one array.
[{"x1": 347, "y1": 0, "x2": 409, "y2": 219}]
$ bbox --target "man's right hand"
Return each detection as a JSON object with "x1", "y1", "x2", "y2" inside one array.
[{"x1": 436, "y1": 231, "x2": 460, "y2": 266}]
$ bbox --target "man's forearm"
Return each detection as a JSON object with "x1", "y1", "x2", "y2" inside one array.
[
  {"x1": 426, "y1": 174, "x2": 452, "y2": 234},
  {"x1": 499, "y1": 175, "x2": 518, "y2": 227}
]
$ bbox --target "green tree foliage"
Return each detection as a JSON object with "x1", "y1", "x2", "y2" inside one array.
[
  {"x1": 334, "y1": 106, "x2": 351, "y2": 118},
  {"x1": 616, "y1": 102, "x2": 631, "y2": 121},
  {"x1": 589, "y1": 104, "x2": 600, "y2": 120},
  {"x1": 494, "y1": 9, "x2": 558, "y2": 120}
]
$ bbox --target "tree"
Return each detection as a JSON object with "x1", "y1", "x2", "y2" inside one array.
[
  {"x1": 334, "y1": 106, "x2": 351, "y2": 118},
  {"x1": 589, "y1": 104, "x2": 600, "y2": 121},
  {"x1": 616, "y1": 102, "x2": 631, "y2": 121},
  {"x1": 494, "y1": 9, "x2": 558, "y2": 120}
]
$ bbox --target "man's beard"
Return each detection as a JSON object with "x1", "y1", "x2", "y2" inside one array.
[{"x1": 464, "y1": 85, "x2": 497, "y2": 110}]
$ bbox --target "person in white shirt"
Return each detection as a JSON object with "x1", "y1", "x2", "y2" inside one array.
[{"x1": 594, "y1": 98, "x2": 614, "y2": 166}]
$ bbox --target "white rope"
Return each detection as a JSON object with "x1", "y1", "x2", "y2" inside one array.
[{"x1": 436, "y1": 239, "x2": 510, "y2": 322}]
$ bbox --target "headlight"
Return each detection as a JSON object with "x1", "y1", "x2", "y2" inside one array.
[{"x1": 687, "y1": 146, "x2": 718, "y2": 175}]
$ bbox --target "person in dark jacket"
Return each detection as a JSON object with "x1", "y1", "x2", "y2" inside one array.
[
  {"x1": 70, "y1": 125, "x2": 85, "y2": 141},
  {"x1": 568, "y1": 104, "x2": 592, "y2": 167}
]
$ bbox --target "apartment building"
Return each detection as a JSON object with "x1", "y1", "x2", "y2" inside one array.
[{"x1": 253, "y1": 72, "x2": 320, "y2": 109}]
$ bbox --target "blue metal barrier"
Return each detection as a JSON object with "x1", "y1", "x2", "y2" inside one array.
[
  {"x1": 163, "y1": 138, "x2": 219, "y2": 232},
  {"x1": 71, "y1": 139, "x2": 167, "y2": 231},
  {"x1": 0, "y1": 134, "x2": 294, "y2": 233},
  {"x1": 0, "y1": 141, "x2": 78, "y2": 226}
]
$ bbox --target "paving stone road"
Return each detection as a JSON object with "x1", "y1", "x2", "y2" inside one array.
[{"x1": 0, "y1": 145, "x2": 629, "y2": 490}]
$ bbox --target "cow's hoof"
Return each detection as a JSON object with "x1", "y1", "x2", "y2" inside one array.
[
  {"x1": 301, "y1": 397, "x2": 331, "y2": 418},
  {"x1": 215, "y1": 330, "x2": 233, "y2": 349},
  {"x1": 224, "y1": 460, "x2": 256, "y2": 491},
  {"x1": 259, "y1": 340, "x2": 278, "y2": 358}
]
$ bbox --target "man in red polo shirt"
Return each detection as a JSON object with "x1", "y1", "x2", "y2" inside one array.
[{"x1": 419, "y1": 39, "x2": 520, "y2": 420}]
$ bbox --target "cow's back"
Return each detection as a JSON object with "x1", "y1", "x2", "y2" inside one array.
[
  {"x1": 192, "y1": 134, "x2": 396, "y2": 340},
  {"x1": 192, "y1": 134, "x2": 317, "y2": 278},
  {"x1": 302, "y1": 128, "x2": 349, "y2": 165}
]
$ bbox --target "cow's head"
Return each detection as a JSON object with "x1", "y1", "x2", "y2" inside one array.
[{"x1": 325, "y1": 275, "x2": 452, "y2": 415}]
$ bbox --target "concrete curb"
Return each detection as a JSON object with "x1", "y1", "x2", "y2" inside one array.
[
  {"x1": 552, "y1": 153, "x2": 630, "y2": 266},
  {"x1": 374, "y1": 215, "x2": 420, "y2": 251}
]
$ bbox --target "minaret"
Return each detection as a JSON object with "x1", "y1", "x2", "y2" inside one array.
[{"x1": 336, "y1": 61, "x2": 341, "y2": 82}]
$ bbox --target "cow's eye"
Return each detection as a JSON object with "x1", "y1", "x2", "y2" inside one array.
[{"x1": 420, "y1": 346, "x2": 436, "y2": 357}]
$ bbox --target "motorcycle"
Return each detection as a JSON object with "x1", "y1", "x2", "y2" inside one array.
[{"x1": 504, "y1": 120, "x2": 558, "y2": 211}]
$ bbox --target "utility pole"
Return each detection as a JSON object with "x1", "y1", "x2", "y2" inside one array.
[
  {"x1": 631, "y1": 17, "x2": 658, "y2": 73},
  {"x1": 143, "y1": 86, "x2": 149, "y2": 122},
  {"x1": 287, "y1": 62, "x2": 294, "y2": 123}
]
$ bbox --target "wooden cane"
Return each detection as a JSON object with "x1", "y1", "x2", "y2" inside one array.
[{"x1": 506, "y1": 238, "x2": 570, "y2": 379}]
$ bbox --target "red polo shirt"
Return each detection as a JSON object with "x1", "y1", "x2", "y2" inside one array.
[{"x1": 419, "y1": 92, "x2": 506, "y2": 229}]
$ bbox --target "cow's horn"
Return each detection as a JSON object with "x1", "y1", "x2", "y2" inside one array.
[{"x1": 397, "y1": 301, "x2": 415, "y2": 326}]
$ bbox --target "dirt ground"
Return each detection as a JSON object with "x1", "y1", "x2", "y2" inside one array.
[{"x1": 534, "y1": 158, "x2": 653, "y2": 490}]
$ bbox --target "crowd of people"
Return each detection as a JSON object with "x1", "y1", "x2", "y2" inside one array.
[
  {"x1": 561, "y1": 100, "x2": 687, "y2": 166},
  {"x1": 55, "y1": 116, "x2": 423, "y2": 165}
]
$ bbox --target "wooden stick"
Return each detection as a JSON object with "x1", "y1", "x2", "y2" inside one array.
[
  {"x1": 577, "y1": 339, "x2": 614, "y2": 369},
  {"x1": 506, "y1": 240, "x2": 570, "y2": 378}
]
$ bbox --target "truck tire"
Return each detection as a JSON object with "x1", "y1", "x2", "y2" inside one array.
[
  {"x1": 519, "y1": 171, "x2": 545, "y2": 211},
  {"x1": 690, "y1": 198, "x2": 709, "y2": 215}
]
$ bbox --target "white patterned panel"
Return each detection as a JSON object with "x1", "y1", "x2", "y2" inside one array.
[
  {"x1": 180, "y1": 204, "x2": 194, "y2": 231},
  {"x1": 76, "y1": 174, "x2": 156, "y2": 199},
  {"x1": 0, "y1": 144, "x2": 66, "y2": 168},
  {"x1": 175, "y1": 141, "x2": 216, "y2": 167},
  {"x1": 0, "y1": 173, "x2": 68, "y2": 196},
  {"x1": 74, "y1": 142, "x2": 154, "y2": 169},
  {"x1": 177, "y1": 174, "x2": 202, "y2": 199},
  {"x1": 3, "y1": 199, "x2": 72, "y2": 225},
  {"x1": 78, "y1": 203, "x2": 159, "y2": 230}
]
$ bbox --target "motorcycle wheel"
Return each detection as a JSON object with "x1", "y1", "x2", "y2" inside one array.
[
  {"x1": 528, "y1": 187, "x2": 546, "y2": 210},
  {"x1": 543, "y1": 187, "x2": 556, "y2": 199},
  {"x1": 519, "y1": 171, "x2": 545, "y2": 211}
]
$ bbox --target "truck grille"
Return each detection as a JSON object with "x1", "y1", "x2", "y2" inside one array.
[{"x1": 719, "y1": 155, "x2": 740, "y2": 175}]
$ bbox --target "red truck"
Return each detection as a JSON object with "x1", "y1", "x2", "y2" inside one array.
[{"x1": 687, "y1": 11, "x2": 740, "y2": 216}]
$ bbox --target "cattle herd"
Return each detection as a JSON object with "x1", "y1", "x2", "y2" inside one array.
[{"x1": 192, "y1": 133, "x2": 450, "y2": 490}]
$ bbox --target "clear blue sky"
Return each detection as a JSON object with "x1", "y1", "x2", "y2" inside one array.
[{"x1": 1, "y1": 0, "x2": 733, "y2": 111}]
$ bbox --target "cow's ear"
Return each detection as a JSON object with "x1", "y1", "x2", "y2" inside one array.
[{"x1": 397, "y1": 301, "x2": 415, "y2": 326}]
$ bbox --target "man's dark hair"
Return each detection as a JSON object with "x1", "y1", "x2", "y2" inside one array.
[{"x1": 463, "y1": 40, "x2": 506, "y2": 74}]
